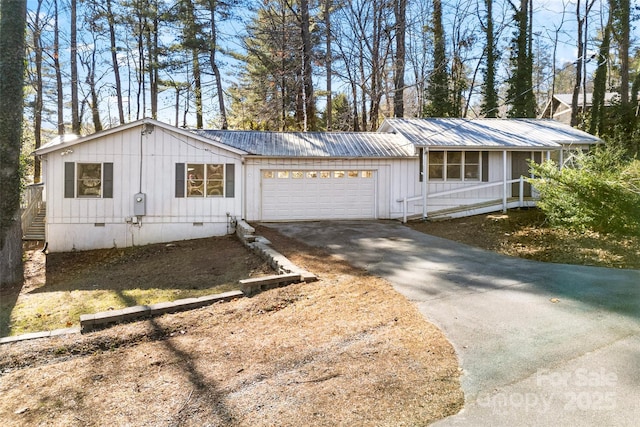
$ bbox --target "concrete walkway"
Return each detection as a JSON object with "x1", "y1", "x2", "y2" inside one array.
[{"x1": 265, "y1": 220, "x2": 640, "y2": 426}]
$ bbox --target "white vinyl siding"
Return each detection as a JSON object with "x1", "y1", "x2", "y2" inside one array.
[{"x1": 44, "y1": 125, "x2": 242, "y2": 251}]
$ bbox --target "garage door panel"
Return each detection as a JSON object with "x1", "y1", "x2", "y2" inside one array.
[{"x1": 261, "y1": 169, "x2": 376, "y2": 220}]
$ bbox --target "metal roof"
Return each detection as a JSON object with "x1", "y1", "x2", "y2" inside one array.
[
  {"x1": 553, "y1": 92, "x2": 621, "y2": 107},
  {"x1": 36, "y1": 134, "x2": 80, "y2": 153},
  {"x1": 35, "y1": 119, "x2": 248, "y2": 156},
  {"x1": 192, "y1": 130, "x2": 415, "y2": 158},
  {"x1": 380, "y1": 118, "x2": 601, "y2": 149}
]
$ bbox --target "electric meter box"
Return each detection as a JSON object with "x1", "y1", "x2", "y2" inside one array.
[{"x1": 134, "y1": 193, "x2": 146, "y2": 216}]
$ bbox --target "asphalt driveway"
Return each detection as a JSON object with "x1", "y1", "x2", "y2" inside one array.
[{"x1": 264, "y1": 220, "x2": 640, "y2": 426}]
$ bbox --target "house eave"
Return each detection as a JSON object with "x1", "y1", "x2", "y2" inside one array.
[
  {"x1": 35, "y1": 118, "x2": 249, "y2": 157},
  {"x1": 414, "y1": 144, "x2": 563, "y2": 151},
  {"x1": 242, "y1": 154, "x2": 415, "y2": 160}
]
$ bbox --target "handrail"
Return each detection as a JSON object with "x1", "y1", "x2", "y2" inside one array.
[
  {"x1": 20, "y1": 184, "x2": 44, "y2": 232},
  {"x1": 397, "y1": 176, "x2": 531, "y2": 223},
  {"x1": 426, "y1": 178, "x2": 524, "y2": 198}
]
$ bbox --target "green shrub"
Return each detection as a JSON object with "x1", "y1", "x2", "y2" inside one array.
[{"x1": 529, "y1": 146, "x2": 640, "y2": 237}]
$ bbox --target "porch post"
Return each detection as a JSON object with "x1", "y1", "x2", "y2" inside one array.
[
  {"x1": 502, "y1": 150, "x2": 508, "y2": 212},
  {"x1": 422, "y1": 147, "x2": 428, "y2": 219}
]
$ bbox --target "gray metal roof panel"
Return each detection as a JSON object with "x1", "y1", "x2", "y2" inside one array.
[
  {"x1": 553, "y1": 92, "x2": 621, "y2": 107},
  {"x1": 381, "y1": 118, "x2": 601, "y2": 149},
  {"x1": 192, "y1": 130, "x2": 415, "y2": 158}
]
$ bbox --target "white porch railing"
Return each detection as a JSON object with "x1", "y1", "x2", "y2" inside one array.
[
  {"x1": 398, "y1": 176, "x2": 530, "y2": 223},
  {"x1": 20, "y1": 183, "x2": 45, "y2": 230}
]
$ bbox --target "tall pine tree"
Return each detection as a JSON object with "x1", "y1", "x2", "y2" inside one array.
[
  {"x1": 506, "y1": 0, "x2": 536, "y2": 118},
  {"x1": 424, "y1": 0, "x2": 452, "y2": 117},
  {"x1": 481, "y1": 0, "x2": 499, "y2": 118}
]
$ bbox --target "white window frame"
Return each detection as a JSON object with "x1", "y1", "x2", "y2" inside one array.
[
  {"x1": 428, "y1": 151, "x2": 481, "y2": 182},
  {"x1": 77, "y1": 163, "x2": 103, "y2": 198},
  {"x1": 186, "y1": 163, "x2": 226, "y2": 198}
]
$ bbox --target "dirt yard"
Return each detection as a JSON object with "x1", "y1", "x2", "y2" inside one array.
[
  {"x1": 0, "y1": 227, "x2": 463, "y2": 426},
  {"x1": 2, "y1": 208, "x2": 637, "y2": 426},
  {"x1": 1, "y1": 236, "x2": 274, "y2": 336}
]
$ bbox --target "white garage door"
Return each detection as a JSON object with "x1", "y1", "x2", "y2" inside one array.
[{"x1": 261, "y1": 169, "x2": 376, "y2": 220}]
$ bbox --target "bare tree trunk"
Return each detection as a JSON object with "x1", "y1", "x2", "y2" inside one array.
[
  {"x1": 175, "y1": 87, "x2": 181, "y2": 127},
  {"x1": 152, "y1": 14, "x2": 159, "y2": 119},
  {"x1": 207, "y1": 0, "x2": 228, "y2": 129},
  {"x1": 136, "y1": 7, "x2": 144, "y2": 120},
  {"x1": 582, "y1": 2, "x2": 589, "y2": 114},
  {"x1": 281, "y1": 6, "x2": 287, "y2": 131},
  {"x1": 80, "y1": 39, "x2": 103, "y2": 132},
  {"x1": 300, "y1": 0, "x2": 315, "y2": 130},
  {"x1": 71, "y1": 0, "x2": 80, "y2": 133},
  {"x1": 351, "y1": 81, "x2": 360, "y2": 131},
  {"x1": 147, "y1": 12, "x2": 159, "y2": 120},
  {"x1": 54, "y1": 0, "x2": 65, "y2": 134},
  {"x1": 368, "y1": 0, "x2": 388, "y2": 129},
  {"x1": 0, "y1": 0, "x2": 27, "y2": 287},
  {"x1": 359, "y1": 42, "x2": 367, "y2": 130},
  {"x1": 193, "y1": 51, "x2": 203, "y2": 129},
  {"x1": 549, "y1": 5, "x2": 567, "y2": 120},
  {"x1": 324, "y1": 0, "x2": 333, "y2": 130},
  {"x1": 393, "y1": 0, "x2": 406, "y2": 118},
  {"x1": 31, "y1": 0, "x2": 44, "y2": 183},
  {"x1": 571, "y1": 0, "x2": 597, "y2": 126},
  {"x1": 106, "y1": 0, "x2": 125, "y2": 125}
]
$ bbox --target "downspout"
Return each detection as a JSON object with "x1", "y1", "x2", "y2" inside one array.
[
  {"x1": 422, "y1": 147, "x2": 428, "y2": 219},
  {"x1": 502, "y1": 150, "x2": 508, "y2": 212},
  {"x1": 241, "y1": 156, "x2": 246, "y2": 222}
]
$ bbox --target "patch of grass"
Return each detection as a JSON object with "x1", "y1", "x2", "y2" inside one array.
[
  {"x1": 8, "y1": 284, "x2": 239, "y2": 335},
  {"x1": 5, "y1": 236, "x2": 272, "y2": 337}
]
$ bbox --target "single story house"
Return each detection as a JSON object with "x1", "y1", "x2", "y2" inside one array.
[{"x1": 33, "y1": 117, "x2": 600, "y2": 252}]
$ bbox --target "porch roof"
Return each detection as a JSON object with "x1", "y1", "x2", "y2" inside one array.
[{"x1": 380, "y1": 118, "x2": 601, "y2": 149}]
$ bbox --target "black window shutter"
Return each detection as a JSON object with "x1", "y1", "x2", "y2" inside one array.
[
  {"x1": 175, "y1": 163, "x2": 185, "y2": 198},
  {"x1": 64, "y1": 162, "x2": 75, "y2": 198},
  {"x1": 103, "y1": 163, "x2": 113, "y2": 198},
  {"x1": 225, "y1": 163, "x2": 235, "y2": 198},
  {"x1": 481, "y1": 151, "x2": 489, "y2": 182}
]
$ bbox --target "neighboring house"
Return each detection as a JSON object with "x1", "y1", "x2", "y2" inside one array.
[
  {"x1": 33, "y1": 117, "x2": 600, "y2": 252},
  {"x1": 539, "y1": 92, "x2": 621, "y2": 125}
]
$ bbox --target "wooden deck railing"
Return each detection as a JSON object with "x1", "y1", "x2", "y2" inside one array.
[{"x1": 20, "y1": 183, "x2": 45, "y2": 231}]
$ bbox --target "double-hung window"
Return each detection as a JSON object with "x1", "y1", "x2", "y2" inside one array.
[
  {"x1": 64, "y1": 162, "x2": 113, "y2": 198},
  {"x1": 175, "y1": 163, "x2": 235, "y2": 198},
  {"x1": 428, "y1": 151, "x2": 481, "y2": 181}
]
